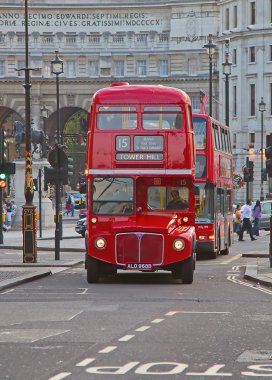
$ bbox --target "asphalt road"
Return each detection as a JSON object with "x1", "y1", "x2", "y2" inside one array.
[{"x1": 0, "y1": 237, "x2": 272, "y2": 380}]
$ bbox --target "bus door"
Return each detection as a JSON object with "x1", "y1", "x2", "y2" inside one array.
[{"x1": 223, "y1": 188, "x2": 231, "y2": 245}]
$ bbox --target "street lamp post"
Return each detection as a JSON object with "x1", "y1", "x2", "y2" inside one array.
[
  {"x1": 51, "y1": 52, "x2": 64, "y2": 259},
  {"x1": 222, "y1": 39, "x2": 232, "y2": 127},
  {"x1": 204, "y1": 34, "x2": 216, "y2": 117},
  {"x1": 51, "y1": 51, "x2": 63, "y2": 145},
  {"x1": 22, "y1": 0, "x2": 37, "y2": 263},
  {"x1": 259, "y1": 97, "x2": 266, "y2": 201}
]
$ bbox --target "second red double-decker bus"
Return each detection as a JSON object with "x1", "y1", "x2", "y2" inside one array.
[
  {"x1": 85, "y1": 83, "x2": 196, "y2": 283},
  {"x1": 193, "y1": 113, "x2": 234, "y2": 259}
]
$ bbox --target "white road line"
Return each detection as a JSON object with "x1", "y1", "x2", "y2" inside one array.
[
  {"x1": 118, "y1": 335, "x2": 135, "y2": 341},
  {"x1": 68, "y1": 311, "x2": 83, "y2": 321},
  {"x1": 48, "y1": 372, "x2": 71, "y2": 380},
  {"x1": 99, "y1": 346, "x2": 117, "y2": 353},
  {"x1": 227, "y1": 275, "x2": 272, "y2": 295},
  {"x1": 165, "y1": 311, "x2": 177, "y2": 316},
  {"x1": 0, "y1": 289, "x2": 14, "y2": 295},
  {"x1": 176, "y1": 311, "x2": 231, "y2": 314},
  {"x1": 77, "y1": 288, "x2": 88, "y2": 295},
  {"x1": 76, "y1": 358, "x2": 96, "y2": 367},
  {"x1": 32, "y1": 330, "x2": 70, "y2": 343},
  {"x1": 151, "y1": 318, "x2": 164, "y2": 324},
  {"x1": 135, "y1": 326, "x2": 150, "y2": 332}
]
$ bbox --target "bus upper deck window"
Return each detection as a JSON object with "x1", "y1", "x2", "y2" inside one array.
[
  {"x1": 97, "y1": 106, "x2": 137, "y2": 130},
  {"x1": 143, "y1": 106, "x2": 183, "y2": 130}
]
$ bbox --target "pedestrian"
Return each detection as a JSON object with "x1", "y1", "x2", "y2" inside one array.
[
  {"x1": 252, "y1": 200, "x2": 261, "y2": 236},
  {"x1": 239, "y1": 199, "x2": 257, "y2": 241},
  {"x1": 70, "y1": 194, "x2": 75, "y2": 216},
  {"x1": 234, "y1": 204, "x2": 242, "y2": 235},
  {"x1": 4, "y1": 198, "x2": 13, "y2": 228},
  {"x1": 64, "y1": 199, "x2": 71, "y2": 216},
  {"x1": 11, "y1": 200, "x2": 18, "y2": 227}
]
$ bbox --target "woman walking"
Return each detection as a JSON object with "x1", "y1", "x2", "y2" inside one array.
[{"x1": 252, "y1": 200, "x2": 261, "y2": 236}]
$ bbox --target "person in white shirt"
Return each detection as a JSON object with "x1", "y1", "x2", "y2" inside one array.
[{"x1": 238, "y1": 199, "x2": 256, "y2": 241}]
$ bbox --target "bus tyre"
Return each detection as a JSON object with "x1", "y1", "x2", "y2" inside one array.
[
  {"x1": 181, "y1": 256, "x2": 194, "y2": 284},
  {"x1": 87, "y1": 256, "x2": 100, "y2": 283},
  {"x1": 221, "y1": 232, "x2": 230, "y2": 255}
]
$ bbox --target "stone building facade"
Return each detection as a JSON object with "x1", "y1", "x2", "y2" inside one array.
[{"x1": 0, "y1": 0, "x2": 271, "y2": 201}]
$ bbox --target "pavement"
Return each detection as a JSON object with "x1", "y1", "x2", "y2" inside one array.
[
  {"x1": 0, "y1": 216, "x2": 272, "y2": 291},
  {"x1": 0, "y1": 214, "x2": 85, "y2": 291}
]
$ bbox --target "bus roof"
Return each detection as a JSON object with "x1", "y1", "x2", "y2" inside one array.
[{"x1": 92, "y1": 83, "x2": 191, "y2": 106}]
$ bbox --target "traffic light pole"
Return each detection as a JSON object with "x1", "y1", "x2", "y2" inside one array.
[
  {"x1": 38, "y1": 168, "x2": 42, "y2": 238},
  {"x1": 0, "y1": 188, "x2": 3, "y2": 244},
  {"x1": 270, "y1": 202, "x2": 272, "y2": 268},
  {"x1": 55, "y1": 173, "x2": 61, "y2": 261},
  {"x1": 246, "y1": 157, "x2": 249, "y2": 201}
]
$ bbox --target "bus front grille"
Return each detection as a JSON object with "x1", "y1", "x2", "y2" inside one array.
[{"x1": 116, "y1": 233, "x2": 164, "y2": 265}]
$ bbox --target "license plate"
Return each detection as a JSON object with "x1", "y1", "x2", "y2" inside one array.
[{"x1": 126, "y1": 263, "x2": 153, "y2": 270}]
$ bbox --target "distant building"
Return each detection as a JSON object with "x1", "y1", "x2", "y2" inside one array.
[{"x1": 0, "y1": 0, "x2": 270, "y2": 200}]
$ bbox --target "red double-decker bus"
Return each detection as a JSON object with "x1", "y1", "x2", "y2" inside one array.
[
  {"x1": 193, "y1": 113, "x2": 234, "y2": 259},
  {"x1": 85, "y1": 83, "x2": 196, "y2": 283}
]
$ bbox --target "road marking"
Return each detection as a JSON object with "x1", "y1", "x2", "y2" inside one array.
[
  {"x1": 0, "y1": 289, "x2": 14, "y2": 295},
  {"x1": 221, "y1": 254, "x2": 241, "y2": 264},
  {"x1": 32, "y1": 330, "x2": 70, "y2": 343},
  {"x1": 175, "y1": 311, "x2": 231, "y2": 314},
  {"x1": 151, "y1": 318, "x2": 164, "y2": 324},
  {"x1": 48, "y1": 372, "x2": 71, "y2": 380},
  {"x1": 76, "y1": 358, "x2": 96, "y2": 367},
  {"x1": 165, "y1": 311, "x2": 177, "y2": 316},
  {"x1": 118, "y1": 335, "x2": 135, "y2": 342},
  {"x1": 68, "y1": 311, "x2": 83, "y2": 321},
  {"x1": 227, "y1": 275, "x2": 272, "y2": 295},
  {"x1": 135, "y1": 326, "x2": 150, "y2": 332},
  {"x1": 99, "y1": 346, "x2": 117, "y2": 353},
  {"x1": 187, "y1": 364, "x2": 232, "y2": 376},
  {"x1": 77, "y1": 288, "x2": 88, "y2": 294}
]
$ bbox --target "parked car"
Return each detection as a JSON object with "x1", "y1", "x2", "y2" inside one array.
[
  {"x1": 75, "y1": 217, "x2": 87, "y2": 237},
  {"x1": 259, "y1": 200, "x2": 272, "y2": 230}
]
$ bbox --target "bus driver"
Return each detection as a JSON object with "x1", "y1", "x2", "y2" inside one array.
[{"x1": 167, "y1": 190, "x2": 188, "y2": 210}]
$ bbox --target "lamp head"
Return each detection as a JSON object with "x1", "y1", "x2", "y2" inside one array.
[{"x1": 51, "y1": 51, "x2": 64, "y2": 75}]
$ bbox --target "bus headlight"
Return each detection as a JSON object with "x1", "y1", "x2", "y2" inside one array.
[
  {"x1": 95, "y1": 237, "x2": 107, "y2": 250},
  {"x1": 173, "y1": 239, "x2": 185, "y2": 251}
]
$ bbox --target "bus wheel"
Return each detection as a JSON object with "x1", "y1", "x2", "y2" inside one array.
[
  {"x1": 87, "y1": 256, "x2": 100, "y2": 283},
  {"x1": 181, "y1": 256, "x2": 194, "y2": 284},
  {"x1": 221, "y1": 235, "x2": 230, "y2": 255},
  {"x1": 172, "y1": 262, "x2": 182, "y2": 280}
]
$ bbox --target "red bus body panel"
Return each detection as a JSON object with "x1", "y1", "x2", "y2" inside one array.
[
  {"x1": 193, "y1": 113, "x2": 233, "y2": 257},
  {"x1": 86, "y1": 84, "x2": 196, "y2": 275}
]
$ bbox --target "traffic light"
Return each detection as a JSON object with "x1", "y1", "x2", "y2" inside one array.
[
  {"x1": 44, "y1": 145, "x2": 73, "y2": 189},
  {"x1": 265, "y1": 145, "x2": 272, "y2": 178},
  {"x1": 66, "y1": 156, "x2": 74, "y2": 184},
  {"x1": 33, "y1": 178, "x2": 38, "y2": 191},
  {"x1": 44, "y1": 166, "x2": 58, "y2": 190},
  {"x1": 243, "y1": 167, "x2": 250, "y2": 182},
  {"x1": 248, "y1": 160, "x2": 254, "y2": 182},
  {"x1": 0, "y1": 173, "x2": 7, "y2": 188}
]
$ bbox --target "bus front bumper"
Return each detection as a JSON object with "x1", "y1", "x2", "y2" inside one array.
[{"x1": 195, "y1": 241, "x2": 216, "y2": 255}]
